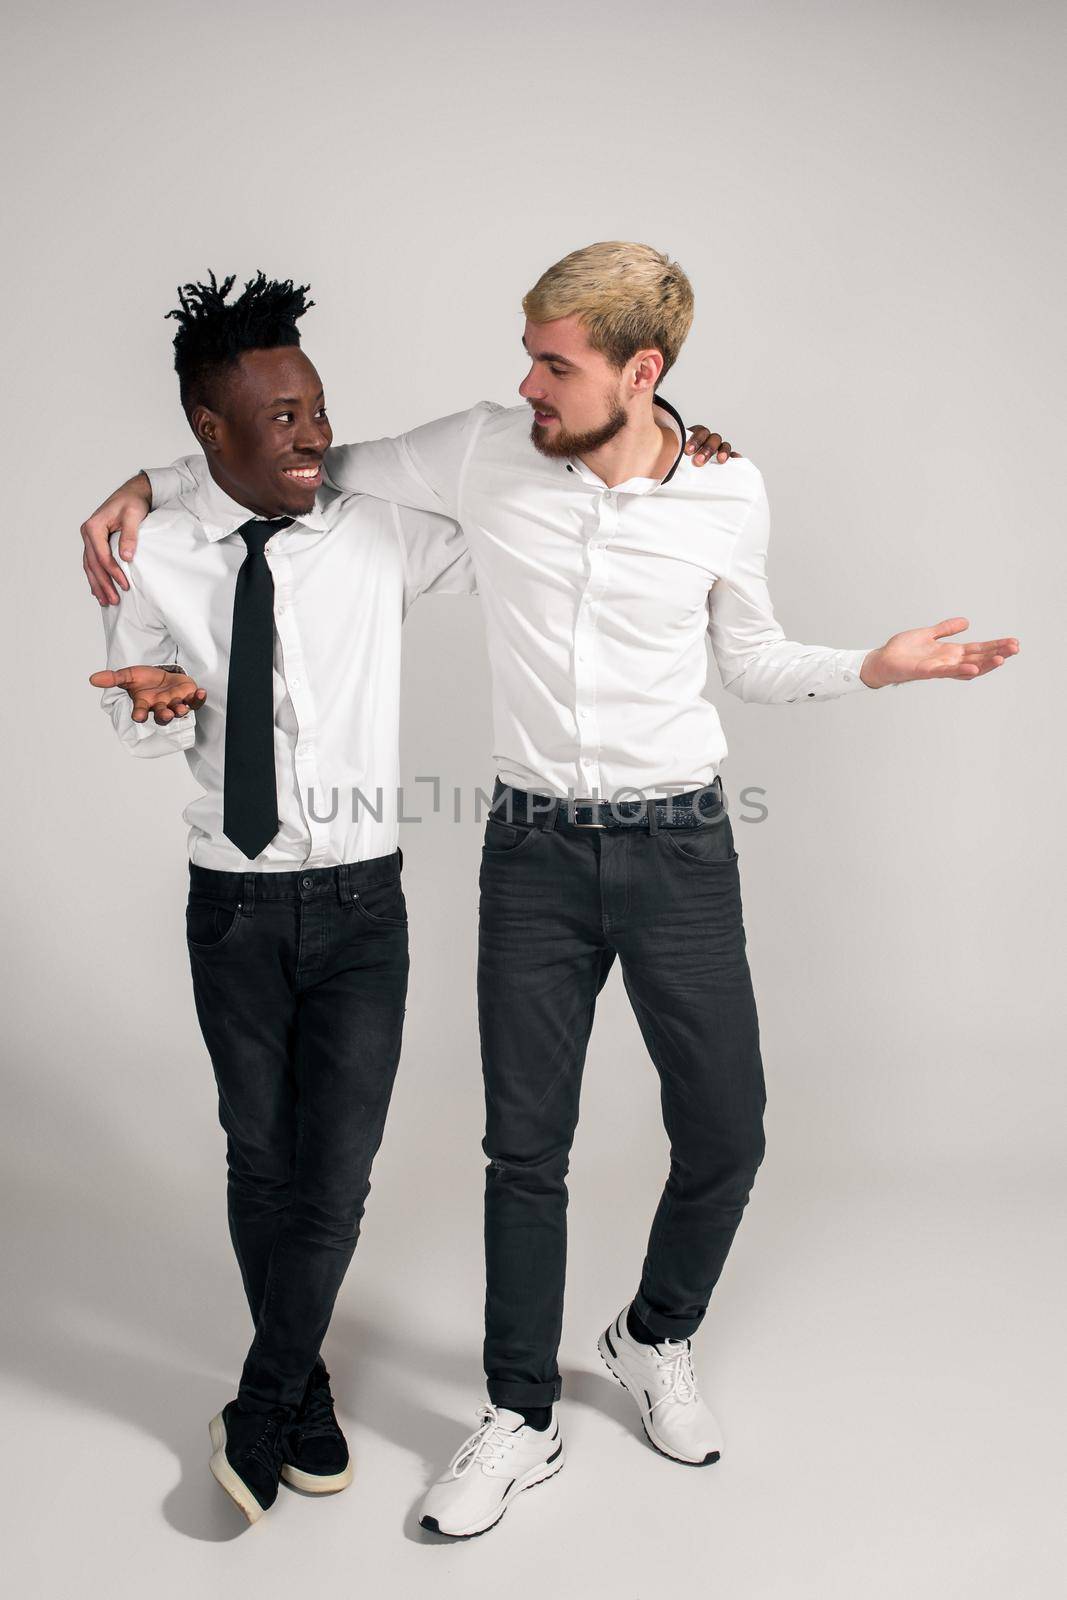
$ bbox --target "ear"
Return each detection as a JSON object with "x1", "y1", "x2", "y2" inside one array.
[
  {"x1": 630, "y1": 347, "x2": 665, "y2": 394},
  {"x1": 191, "y1": 405, "x2": 223, "y2": 455}
]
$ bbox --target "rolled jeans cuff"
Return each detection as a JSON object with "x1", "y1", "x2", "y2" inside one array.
[
  {"x1": 631, "y1": 1288, "x2": 706, "y2": 1343},
  {"x1": 487, "y1": 1375, "x2": 562, "y2": 1408}
]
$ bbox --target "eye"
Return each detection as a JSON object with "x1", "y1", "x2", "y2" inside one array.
[
  {"x1": 549, "y1": 367, "x2": 568, "y2": 379},
  {"x1": 274, "y1": 412, "x2": 294, "y2": 423},
  {"x1": 316, "y1": 407, "x2": 329, "y2": 420}
]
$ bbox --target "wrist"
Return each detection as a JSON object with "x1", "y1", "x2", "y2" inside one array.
[
  {"x1": 133, "y1": 469, "x2": 153, "y2": 510},
  {"x1": 859, "y1": 647, "x2": 888, "y2": 689}
]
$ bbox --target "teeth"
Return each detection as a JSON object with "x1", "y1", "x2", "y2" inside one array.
[{"x1": 285, "y1": 468, "x2": 319, "y2": 478}]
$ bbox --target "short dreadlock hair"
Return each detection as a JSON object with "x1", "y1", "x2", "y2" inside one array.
[{"x1": 165, "y1": 270, "x2": 315, "y2": 418}]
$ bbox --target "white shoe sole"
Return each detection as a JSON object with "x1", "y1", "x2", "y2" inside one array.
[
  {"x1": 208, "y1": 1412, "x2": 267, "y2": 1524},
  {"x1": 280, "y1": 1459, "x2": 354, "y2": 1494},
  {"x1": 597, "y1": 1328, "x2": 721, "y2": 1467},
  {"x1": 419, "y1": 1442, "x2": 565, "y2": 1539}
]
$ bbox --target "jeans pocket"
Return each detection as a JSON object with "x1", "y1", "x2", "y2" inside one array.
[
  {"x1": 352, "y1": 875, "x2": 408, "y2": 927},
  {"x1": 186, "y1": 896, "x2": 244, "y2": 951},
  {"x1": 482, "y1": 819, "x2": 541, "y2": 855},
  {"x1": 661, "y1": 814, "x2": 738, "y2": 868}
]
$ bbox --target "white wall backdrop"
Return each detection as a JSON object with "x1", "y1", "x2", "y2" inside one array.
[{"x1": 1, "y1": 2, "x2": 1062, "y2": 1596}]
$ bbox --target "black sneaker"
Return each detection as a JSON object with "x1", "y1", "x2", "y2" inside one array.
[
  {"x1": 208, "y1": 1400, "x2": 290, "y2": 1523},
  {"x1": 281, "y1": 1364, "x2": 353, "y2": 1494}
]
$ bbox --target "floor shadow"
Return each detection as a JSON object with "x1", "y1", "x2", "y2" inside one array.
[{"x1": 560, "y1": 1362, "x2": 639, "y2": 1440}]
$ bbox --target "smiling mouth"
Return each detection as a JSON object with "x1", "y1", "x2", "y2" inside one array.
[
  {"x1": 532, "y1": 410, "x2": 558, "y2": 425},
  {"x1": 282, "y1": 464, "x2": 322, "y2": 484}
]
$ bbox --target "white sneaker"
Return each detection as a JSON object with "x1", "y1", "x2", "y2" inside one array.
[
  {"x1": 419, "y1": 1402, "x2": 565, "y2": 1538},
  {"x1": 598, "y1": 1305, "x2": 723, "y2": 1466}
]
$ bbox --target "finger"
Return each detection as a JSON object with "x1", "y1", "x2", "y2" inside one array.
[
  {"x1": 82, "y1": 542, "x2": 126, "y2": 603},
  {"x1": 117, "y1": 509, "x2": 143, "y2": 565},
  {"x1": 963, "y1": 638, "x2": 1019, "y2": 655},
  {"x1": 930, "y1": 617, "x2": 969, "y2": 639},
  {"x1": 83, "y1": 547, "x2": 118, "y2": 607},
  {"x1": 81, "y1": 518, "x2": 131, "y2": 595},
  {"x1": 88, "y1": 670, "x2": 117, "y2": 687},
  {"x1": 685, "y1": 427, "x2": 712, "y2": 455},
  {"x1": 130, "y1": 694, "x2": 154, "y2": 723},
  {"x1": 692, "y1": 433, "x2": 724, "y2": 465},
  {"x1": 715, "y1": 439, "x2": 732, "y2": 461}
]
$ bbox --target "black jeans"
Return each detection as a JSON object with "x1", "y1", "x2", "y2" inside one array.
[
  {"x1": 478, "y1": 783, "x2": 767, "y2": 1409},
  {"x1": 185, "y1": 853, "x2": 409, "y2": 1413}
]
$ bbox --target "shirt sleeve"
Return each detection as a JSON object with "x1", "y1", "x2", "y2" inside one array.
[
  {"x1": 97, "y1": 539, "x2": 197, "y2": 757},
  {"x1": 708, "y1": 472, "x2": 874, "y2": 703},
  {"x1": 393, "y1": 505, "x2": 477, "y2": 612},
  {"x1": 145, "y1": 455, "x2": 204, "y2": 507},
  {"x1": 323, "y1": 402, "x2": 499, "y2": 519}
]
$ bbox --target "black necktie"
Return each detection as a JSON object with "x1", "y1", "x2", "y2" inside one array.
[{"x1": 222, "y1": 517, "x2": 293, "y2": 859}]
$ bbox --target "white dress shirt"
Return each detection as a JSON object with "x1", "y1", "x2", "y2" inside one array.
[
  {"x1": 148, "y1": 397, "x2": 874, "y2": 801},
  {"x1": 101, "y1": 469, "x2": 473, "y2": 869}
]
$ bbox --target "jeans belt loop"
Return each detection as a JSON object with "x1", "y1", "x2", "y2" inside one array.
[
  {"x1": 241, "y1": 872, "x2": 256, "y2": 915},
  {"x1": 337, "y1": 861, "x2": 352, "y2": 907},
  {"x1": 645, "y1": 798, "x2": 659, "y2": 835},
  {"x1": 543, "y1": 796, "x2": 561, "y2": 833},
  {"x1": 529, "y1": 792, "x2": 559, "y2": 832}
]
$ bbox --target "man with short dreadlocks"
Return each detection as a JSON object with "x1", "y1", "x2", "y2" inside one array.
[{"x1": 89, "y1": 273, "x2": 475, "y2": 1522}]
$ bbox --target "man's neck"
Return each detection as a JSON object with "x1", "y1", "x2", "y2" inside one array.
[
  {"x1": 207, "y1": 461, "x2": 280, "y2": 521},
  {"x1": 575, "y1": 402, "x2": 678, "y2": 489}
]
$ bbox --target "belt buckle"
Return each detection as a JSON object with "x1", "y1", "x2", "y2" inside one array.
[{"x1": 571, "y1": 800, "x2": 607, "y2": 829}]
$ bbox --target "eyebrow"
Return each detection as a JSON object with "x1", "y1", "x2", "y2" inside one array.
[
  {"x1": 265, "y1": 389, "x2": 326, "y2": 407},
  {"x1": 521, "y1": 337, "x2": 577, "y2": 369}
]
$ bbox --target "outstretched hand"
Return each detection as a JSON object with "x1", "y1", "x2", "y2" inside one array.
[
  {"x1": 860, "y1": 619, "x2": 1020, "y2": 688},
  {"x1": 89, "y1": 665, "x2": 207, "y2": 724}
]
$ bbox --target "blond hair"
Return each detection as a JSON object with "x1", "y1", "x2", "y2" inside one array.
[{"x1": 522, "y1": 241, "x2": 694, "y2": 381}]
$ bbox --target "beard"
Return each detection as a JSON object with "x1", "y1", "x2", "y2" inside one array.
[{"x1": 530, "y1": 397, "x2": 628, "y2": 459}]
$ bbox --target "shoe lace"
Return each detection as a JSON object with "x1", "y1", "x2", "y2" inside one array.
[
  {"x1": 248, "y1": 1410, "x2": 289, "y2": 1472},
  {"x1": 648, "y1": 1341, "x2": 699, "y2": 1411},
  {"x1": 448, "y1": 1403, "x2": 519, "y2": 1478},
  {"x1": 297, "y1": 1380, "x2": 338, "y2": 1441}
]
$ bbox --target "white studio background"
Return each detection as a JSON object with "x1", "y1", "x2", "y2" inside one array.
[{"x1": 1, "y1": 2, "x2": 1063, "y2": 1597}]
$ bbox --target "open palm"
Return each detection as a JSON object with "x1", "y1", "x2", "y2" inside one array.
[
  {"x1": 865, "y1": 617, "x2": 1019, "y2": 687},
  {"x1": 88, "y1": 664, "x2": 207, "y2": 724}
]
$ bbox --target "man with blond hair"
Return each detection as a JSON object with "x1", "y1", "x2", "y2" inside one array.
[{"x1": 82, "y1": 242, "x2": 1017, "y2": 1538}]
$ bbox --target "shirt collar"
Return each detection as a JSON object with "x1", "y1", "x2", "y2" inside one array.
[
  {"x1": 565, "y1": 393, "x2": 687, "y2": 494},
  {"x1": 183, "y1": 468, "x2": 332, "y2": 541}
]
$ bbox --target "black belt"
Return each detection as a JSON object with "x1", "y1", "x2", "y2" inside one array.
[{"x1": 488, "y1": 777, "x2": 726, "y2": 832}]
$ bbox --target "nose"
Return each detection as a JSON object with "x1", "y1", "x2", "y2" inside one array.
[
  {"x1": 294, "y1": 421, "x2": 329, "y2": 454},
  {"x1": 518, "y1": 365, "x2": 543, "y2": 403}
]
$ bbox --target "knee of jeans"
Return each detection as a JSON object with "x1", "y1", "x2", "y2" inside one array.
[
  {"x1": 485, "y1": 1144, "x2": 571, "y2": 1189},
  {"x1": 293, "y1": 1188, "x2": 368, "y2": 1241}
]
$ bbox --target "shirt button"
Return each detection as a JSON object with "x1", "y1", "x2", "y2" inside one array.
[
  {"x1": 277, "y1": 605, "x2": 285, "y2": 615},
  {"x1": 291, "y1": 679, "x2": 301, "y2": 689}
]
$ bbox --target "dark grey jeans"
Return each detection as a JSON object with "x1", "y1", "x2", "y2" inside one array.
[
  {"x1": 478, "y1": 783, "x2": 767, "y2": 1409},
  {"x1": 185, "y1": 853, "x2": 409, "y2": 1414}
]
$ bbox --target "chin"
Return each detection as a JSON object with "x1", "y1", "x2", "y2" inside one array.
[{"x1": 530, "y1": 420, "x2": 570, "y2": 459}]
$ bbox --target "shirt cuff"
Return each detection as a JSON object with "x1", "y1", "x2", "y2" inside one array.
[
  {"x1": 127, "y1": 709, "x2": 197, "y2": 747},
  {"x1": 834, "y1": 648, "x2": 874, "y2": 692}
]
